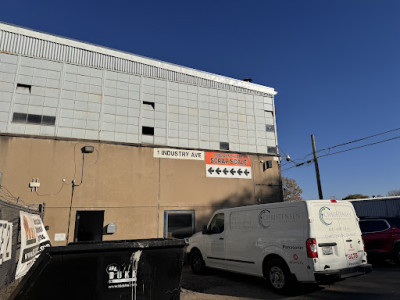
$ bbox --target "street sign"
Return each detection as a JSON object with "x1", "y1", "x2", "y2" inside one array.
[
  {"x1": 154, "y1": 148, "x2": 204, "y2": 160},
  {"x1": 206, "y1": 152, "x2": 252, "y2": 179}
]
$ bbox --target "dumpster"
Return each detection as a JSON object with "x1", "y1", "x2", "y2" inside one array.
[{"x1": 10, "y1": 239, "x2": 186, "y2": 300}]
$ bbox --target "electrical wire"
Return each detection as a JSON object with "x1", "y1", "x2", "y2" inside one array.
[
  {"x1": 281, "y1": 134, "x2": 400, "y2": 172},
  {"x1": 35, "y1": 181, "x2": 67, "y2": 197},
  {"x1": 290, "y1": 126, "x2": 400, "y2": 161}
]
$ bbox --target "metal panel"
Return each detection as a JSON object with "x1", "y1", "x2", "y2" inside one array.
[{"x1": 0, "y1": 28, "x2": 274, "y2": 98}]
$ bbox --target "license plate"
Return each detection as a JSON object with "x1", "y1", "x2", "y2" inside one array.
[{"x1": 322, "y1": 246, "x2": 333, "y2": 255}]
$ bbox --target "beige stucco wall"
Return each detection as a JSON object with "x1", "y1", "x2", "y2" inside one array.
[{"x1": 0, "y1": 135, "x2": 282, "y2": 246}]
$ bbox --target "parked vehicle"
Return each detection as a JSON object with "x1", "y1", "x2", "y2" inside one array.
[
  {"x1": 359, "y1": 217, "x2": 400, "y2": 264},
  {"x1": 187, "y1": 200, "x2": 372, "y2": 294}
]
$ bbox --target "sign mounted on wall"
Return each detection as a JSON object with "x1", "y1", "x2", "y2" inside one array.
[
  {"x1": 154, "y1": 148, "x2": 204, "y2": 160},
  {"x1": 15, "y1": 212, "x2": 51, "y2": 279},
  {"x1": 206, "y1": 152, "x2": 252, "y2": 179}
]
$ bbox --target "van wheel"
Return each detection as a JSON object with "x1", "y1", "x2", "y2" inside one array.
[
  {"x1": 265, "y1": 259, "x2": 293, "y2": 294},
  {"x1": 190, "y1": 249, "x2": 206, "y2": 274}
]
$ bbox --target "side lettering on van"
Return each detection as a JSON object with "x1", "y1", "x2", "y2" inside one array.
[
  {"x1": 319, "y1": 206, "x2": 353, "y2": 226},
  {"x1": 259, "y1": 209, "x2": 301, "y2": 229}
]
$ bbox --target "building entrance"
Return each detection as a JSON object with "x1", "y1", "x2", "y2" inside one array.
[{"x1": 74, "y1": 211, "x2": 104, "y2": 242}]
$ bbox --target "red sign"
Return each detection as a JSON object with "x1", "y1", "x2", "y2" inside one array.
[{"x1": 206, "y1": 152, "x2": 251, "y2": 167}]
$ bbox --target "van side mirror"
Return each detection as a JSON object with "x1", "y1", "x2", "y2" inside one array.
[{"x1": 202, "y1": 225, "x2": 208, "y2": 234}]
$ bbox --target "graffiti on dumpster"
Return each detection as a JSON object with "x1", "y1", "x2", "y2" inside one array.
[{"x1": 106, "y1": 250, "x2": 142, "y2": 291}]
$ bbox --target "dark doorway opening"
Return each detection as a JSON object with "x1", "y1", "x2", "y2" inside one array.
[{"x1": 74, "y1": 211, "x2": 104, "y2": 242}]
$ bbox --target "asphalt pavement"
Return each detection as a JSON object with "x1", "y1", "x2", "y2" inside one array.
[{"x1": 181, "y1": 260, "x2": 400, "y2": 300}]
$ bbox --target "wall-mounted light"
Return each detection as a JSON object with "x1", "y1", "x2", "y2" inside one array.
[{"x1": 81, "y1": 146, "x2": 94, "y2": 153}]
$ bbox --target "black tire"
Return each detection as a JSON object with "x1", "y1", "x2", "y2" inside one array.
[
  {"x1": 264, "y1": 258, "x2": 294, "y2": 294},
  {"x1": 190, "y1": 249, "x2": 206, "y2": 274}
]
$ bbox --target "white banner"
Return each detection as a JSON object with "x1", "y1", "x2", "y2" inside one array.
[
  {"x1": 0, "y1": 221, "x2": 12, "y2": 265},
  {"x1": 15, "y1": 212, "x2": 51, "y2": 279},
  {"x1": 153, "y1": 148, "x2": 204, "y2": 160}
]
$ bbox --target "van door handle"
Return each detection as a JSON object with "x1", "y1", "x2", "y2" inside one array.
[
  {"x1": 318, "y1": 242, "x2": 337, "y2": 247},
  {"x1": 346, "y1": 239, "x2": 352, "y2": 242},
  {"x1": 219, "y1": 237, "x2": 224, "y2": 240}
]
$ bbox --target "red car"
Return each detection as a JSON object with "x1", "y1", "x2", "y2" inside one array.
[{"x1": 359, "y1": 217, "x2": 400, "y2": 264}]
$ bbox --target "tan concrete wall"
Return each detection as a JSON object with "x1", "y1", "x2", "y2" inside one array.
[{"x1": 0, "y1": 135, "x2": 282, "y2": 246}]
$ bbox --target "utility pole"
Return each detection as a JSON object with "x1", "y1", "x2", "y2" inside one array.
[{"x1": 311, "y1": 134, "x2": 323, "y2": 199}]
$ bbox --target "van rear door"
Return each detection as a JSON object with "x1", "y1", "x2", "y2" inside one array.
[{"x1": 309, "y1": 201, "x2": 364, "y2": 272}]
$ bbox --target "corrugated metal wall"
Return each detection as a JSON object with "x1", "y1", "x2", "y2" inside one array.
[
  {"x1": 0, "y1": 29, "x2": 272, "y2": 98},
  {"x1": 349, "y1": 197, "x2": 400, "y2": 217}
]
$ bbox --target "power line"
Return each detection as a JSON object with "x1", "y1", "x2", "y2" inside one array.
[
  {"x1": 291, "y1": 126, "x2": 400, "y2": 161},
  {"x1": 281, "y1": 134, "x2": 400, "y2": 172}
]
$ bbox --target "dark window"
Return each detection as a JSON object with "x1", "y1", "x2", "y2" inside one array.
[
  {"x1": 142, "y1": 126, "x2": 154, "y2": 136},
  {"x1": 220, "y1": 142, "x2": 229, "y2": 150},
  {"x1": 165, "y1": 210, "x2": 195, "y2": 239},
  {"x1": 42, "y1": 115, "x2": 56, "y2": 125},
  {"x1": 16, "y1": 83, "x2": 31, "y2": 93},
  {"x1": 266, "y1": 125, "x2": 275, "y2": 132},
  {"x1": 208, "y1": 213, "x2": 224, "y2": 234},
  {"x1": 267, "y1": 146, "x2": 277, "y2": 154},
  {"x1": 12, "y1": 112, "x2": 27, "y2": 123},
  {"x1": 27, "y1": 114, "x2": 42, "y2": 124},
  {"x1": 143, "y1": 101, "x2": 155, "y2": 109},
  {"x1": 388, "y1": 218, "x2": 400, "y2": 229},
  {"x1": 12, "y1": 113, "x2": 56, "y2": 126},
  {"x1": 359, "y1": 220, "x2": 389, "y2": 233}
]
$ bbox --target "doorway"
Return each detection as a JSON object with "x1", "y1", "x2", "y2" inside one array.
[{"x1": 74, "y1": 210, "x2": 104, "y2": 242}]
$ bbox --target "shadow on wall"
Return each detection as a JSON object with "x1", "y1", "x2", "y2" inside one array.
[{"x1": 194, "y1": 185, "x2": 281, "y2": 233}]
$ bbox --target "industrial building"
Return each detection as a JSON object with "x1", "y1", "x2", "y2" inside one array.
[{"x1": 0, "y1": 23, "x2": 282, "y2": 246}]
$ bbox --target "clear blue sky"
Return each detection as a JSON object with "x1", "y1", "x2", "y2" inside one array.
[{"x1": 1, "y1": 0, "x2": 399, "y2": 200}]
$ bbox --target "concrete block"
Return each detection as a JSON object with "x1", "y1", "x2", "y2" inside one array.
[
  {"x1": 188, "y1": 140, "x2": 199, "y2": 148},
  {"x1": 57, "y1": 127, "x2": 72, "y2": 138},
  {"x1": 87, "y1": 102, "x2": 101, "y2": 112},
  {"x1": 168, "y1": 129, "x2": 179, "y2": 138},
  {"x1": 105, "y1": 79, "x2": 117, "y2": 88},
  {"x1": 24, "y1": 125, "x2": 41, "y2": 135},
  {"x1": 73, "y1": 119, "x2": 87, "y2": 129},
  {"x1": 127, "y1": 125, "x2": 139, "y2": 133},
  {"x1": 169, "y1": 113, "x2": 179, "y2": 122},
  {"x1": 189, "y1": 131, "x2": 198, "y2": 139},
  {"x1": 156, "y1": 103, "x2": 166, "y2": 113},
  {"x1": 85, "y1": 130, "x2": 99, "y2": 140},
  {"x1": 168, "y1": 137, "x2": 179, "y2": 147},
  {"x1": 141, "y1": 118, "x2": 155, "y2": 127},
  {"x1": 0, "y1": 53, "x2": 18, "y2": 64},
  {"x1": 154, "y1": 95, "x2": 166, "y2": 104},
  {"x1": 58, "y1": 118, "x2": 73, "y2": 127},
  {"x1": 129, "y1": 83, "x2": 140, "y2": 92},
  {"x1": 103, "y1": 114, "x2": 116, "y2": 123},
  {"x1": 199, "y1": 141, "x2": 210, "y2": 149},
  {"x1": 155, "y1": 128, "x2": 166, "y2": 137},
  {"x1": 142, "y1": 77, "x2": 155, "y2": 86},
  {"x1": 89, "y1": 85, "x2": 102, "y2": 95},
  {"x1": 86, "y1": 120, "x2": 99, "y2": 130},
  {"x1": 43, "y1": 107, "x2": 57, "y2": 116},
  {"x1": 102, "y1": 121, "x2": 116, "y2": 132},
  {"x1": 0, "y1": 121, "x2": 7, "y2": 132},
  {"x1": 180, "y1": 130, "x2": 189, "y2": 139},
  {"x1": 154, "y1": 136, "x2": 166, "y2": 145},
  {"x1": 154, "y1": 79, "x2": 167, "y2": 88},
  {"x1": 200, "y1": 133, "x2": 209, "y2": 140},
  {"x1": 141, "y1": 134, "x2": 154, "y2": 144},
  {"x1": 179, "y1": 99, "x2": 188, "y2": 107},
  {"x1": 117, "y1": 73, "x2": 130, "y2": 83},
  {"x1": 116, "y1": 106, "x2": 128, "y2": 116},
  {"x1": 128, "y1": 108, "x2": 140, "y2": 117},
  {"x1": 0, "y1": 62, "x2": 17, "y2": 74},
  {"x1": 27, "y1": 106, "x2": 43, "y2": 115},
  {"x1": 129, "y1": 74, "x2": 141, "y2": 84},
  {"x1": 169, "y1": 122, "x2": 179, "y2": 130},
  {"x1": 155, "y1": 119, "x2": 166, "y2": 129},
  {"x1": 115, "y1": 123, "x2": 127, "y2": 133},
  {"x1": 100, "y1": 131, "x2": 115, "y2": 141},
  {"x1": 116, "y1": 115, "x2": 128, "y2": 124},
  {"x1": 127, "y1": 133, "x2": 139, "y2": 143},
  {"x1": 76, "y1": 83, "x2": 89, "y2": 93},
  {"x1": 179, "y1": 139, "x2": 189, "y2": 148},
  {"x1": 9, "y1": 123, "x2": 26, "y2": 134},
  {"x1": 0, "y1": 81, "x2": 14, "y2": 93}
]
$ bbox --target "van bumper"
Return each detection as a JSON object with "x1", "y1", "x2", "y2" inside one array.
[{"x1": 314, "y1": 264, "x2": 372, "y2": 283}]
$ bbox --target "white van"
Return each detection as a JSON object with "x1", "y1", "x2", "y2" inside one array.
[{"x1": 187, "y1": 200, "x2": 372, "y2": 293}]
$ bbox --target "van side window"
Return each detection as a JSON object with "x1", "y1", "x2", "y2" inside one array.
[{"x1": 208, "y1": 213, "x2": 224, "y2": 234}]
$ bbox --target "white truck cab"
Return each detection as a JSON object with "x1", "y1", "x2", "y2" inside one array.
[{"x1": 187, "y1": 200, "x2": 372, "y2": 293}]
